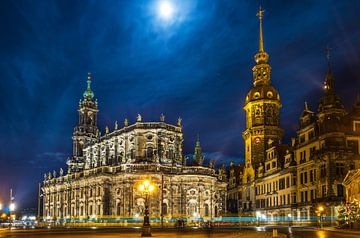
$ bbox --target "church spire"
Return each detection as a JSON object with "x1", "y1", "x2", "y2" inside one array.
[
  {"x1": 257, "y1": 5, "x2": 264, "y2": 53},
  {"x1": 304, "y1": 101, "x2": 309, "y2": 111},
  {"x1": 252, "y1": 5, "x2": 271, "y2": 86},
  {"x1": 194, "y1": 134, "x2": 204, "y2": 166},
  {"x1": 324, "y1": 47, "x2": 334, "y2": 94},
  {"x1": 254, "y1": 5, "x2": 269, "y2": 65},
  {"x1": 83, "y1": 72, "x2": 95, "y2": 99}
]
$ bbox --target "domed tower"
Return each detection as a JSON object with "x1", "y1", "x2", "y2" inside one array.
[
  {"x1": 67, "y1": 73, "x2": 100, "y2": 173},
  {"x1": 242, "y1": 7, "x2": 283, "y2": 171}
]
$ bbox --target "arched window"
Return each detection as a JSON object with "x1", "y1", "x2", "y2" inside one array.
[
  {"x1": 146, "y1": 147, "x2": 153, "y2": 159},
  {"x1": 117, "y1": 202, "x2": 122, "y2": 216},
  {"x1": 162, "y1": 203, "x2": 168, "y2": 215},
  {"x1": 188, "y1": 200, "x2": 198, "y2": 216},
  {"x1": 169, "y1": 147, "x2": 175, "y2": 161},
  {"x1": 89, "y1": 205, "x2": 93, "y2": 215},
  {"x1": 204, "y1": 204, "x2": 209, "y2": 217},
  {"x1": 130, "y1": 149, "x2": 135, "y2": 160}
]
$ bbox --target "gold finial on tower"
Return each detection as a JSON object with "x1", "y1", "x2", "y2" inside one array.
[
  {"x1": 257, "y1": 5, "x2": 265, "y2": 52},
  {"x1": 254, "y1": 4, "x2": 269, "y2": 64}
]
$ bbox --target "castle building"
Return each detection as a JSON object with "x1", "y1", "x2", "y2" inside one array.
[
  {"x1": 42, "y1": 74, "x2": 227, "y2": 221},
  {"x1": 229, "y1": 7, "x2": 360, "y2": 221}
]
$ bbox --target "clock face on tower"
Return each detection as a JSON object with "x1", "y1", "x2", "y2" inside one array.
[{"x1": 254, "y1": 137, "x2": 261, "y2": 144}]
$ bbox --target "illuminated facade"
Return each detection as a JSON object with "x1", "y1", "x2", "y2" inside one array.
[
  {"x1": 41, "y1": 7, "x2": 360, "y2": 223},
  {"x1": 229, "y1": 7, "x2": 360, "y2": 220},
  {"x1": 42, "y1": 74, "x2": 227, "y2": 221}
]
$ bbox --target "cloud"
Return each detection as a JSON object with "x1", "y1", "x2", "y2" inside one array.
[
  {"x1": 185, "y1": 151, "x2": 244, "y2": 168},
  {"x1": 29, "y1": 152, "x2": 68, "y2": 169}
]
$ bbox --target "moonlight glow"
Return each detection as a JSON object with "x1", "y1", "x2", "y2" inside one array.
[{"x1": 158, "y1": 1, "x2": 174, "y2": 20}]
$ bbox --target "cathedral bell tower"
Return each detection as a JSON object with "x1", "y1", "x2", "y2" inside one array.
[
  {"x1": 67, "y1": 73, "x2": 100, "y2": 173},
  {"x1": 242, "y1": 7, "x2": 283, "y2": 172}
]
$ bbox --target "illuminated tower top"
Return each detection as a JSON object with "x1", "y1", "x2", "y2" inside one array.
[
  {"x1": 252, "y1": 6, "x2": 271, "y2": 86},
  {"x1": 318, "y1": 48, "x2": 346, "y2": 118},
  {"x1": 83, "y1": 72, "x2": 95, "y2": 99}
]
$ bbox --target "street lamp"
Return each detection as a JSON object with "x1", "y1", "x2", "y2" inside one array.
[
  {"x1": 138, "y1": 180, "x2": 155, "y2": 237},
  {"x1": 10, "y1": 203, "x2": 15, "y2": 212},
  {"x1": 9, "y1": 202, "x2": 15, "y2": 229}
]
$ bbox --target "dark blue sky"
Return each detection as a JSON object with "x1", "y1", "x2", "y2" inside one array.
[{"x1": 1, "y1": 0, "x2": 360, "y2": 209}]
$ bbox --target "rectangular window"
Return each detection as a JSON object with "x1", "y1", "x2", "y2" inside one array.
[
  {"x1": 304, "y1": 172, "x2": 308, "y2": 183},
  {"x1": 288, "y1": 194, "x2": 290, "y2": 204},
  {"x1": 337, "y1": 184, "x2": 344, "y2": 197},
  {"x1": 322, "y1": 185, "x2": 327, "y2": 197},
  {"x1": 308, "y1": 130, "x2": 315, "y2": 140},
  {"x1": 279, "y1": 178, "x2": 283, "y2": 190},
  {"x1": 304, "y1": 191, "x2": 308, "y2": 202},
  {"x1": 336, "y1": 163, "x2": 345, "y2": 176},
  {"x1": 320, "y1": 165, "x2": 326, "y2": 177},
  {"x1": 300, "y1": 173, "x2": 304, "y2": 185},
  {"x1": 286, "y1": 176, "x2": 290, "y2": 188}
]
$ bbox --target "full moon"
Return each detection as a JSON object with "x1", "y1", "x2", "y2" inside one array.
[{"x1": 158, "y1": 1, "x2": 174, "y2": 20}]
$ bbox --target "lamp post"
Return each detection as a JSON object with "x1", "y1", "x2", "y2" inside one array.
[
  {"x1": 0, "y1": 203, "x2": 2, "y2": 224},
  {"x1": 139, "y1": 180, "x2": 155, "y2": 237},
  {"x1": 9, "y1": 202, "x2": 15, "y2": 229},
  {"x1": 287, "y1": 213, "x2": 292, "y2": 227},
  {"x1": 9, "y1": 189, "x2": 15, "y2": 229}
]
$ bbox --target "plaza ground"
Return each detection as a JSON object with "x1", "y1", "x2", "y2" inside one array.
[{"x1": 1, "y1": 226, "x2": 360, "y2": 238}]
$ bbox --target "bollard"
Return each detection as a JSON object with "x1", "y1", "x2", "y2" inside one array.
[{"x1": 272, "y1": 228, "x2": 278, "y2": 237}]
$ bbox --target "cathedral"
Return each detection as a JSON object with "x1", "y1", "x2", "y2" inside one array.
[
  {"x1": 42, "y1": 73, "x2": 227, "y2": 221},
  {"x1": 42, "y1": 6, "x2": 360, "y2": 224}
]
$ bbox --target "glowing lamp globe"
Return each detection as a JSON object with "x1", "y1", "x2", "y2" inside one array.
[
  {"x1": 144, "y1": 180, "x2": 150, "y2": 187},
  {"x1": 10, "y1": 203, "x2": 15, "y2": 212},
  {"x1": 148, "y1": 184, "x2": 155, "y2": 192}
]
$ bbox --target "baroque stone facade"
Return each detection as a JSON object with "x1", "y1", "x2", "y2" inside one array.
[{"x1": 42, "y1": 74, "x2": 227, "y2": 220}]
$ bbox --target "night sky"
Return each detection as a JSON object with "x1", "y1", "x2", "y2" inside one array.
[{"x1": 1, "y1": 0, "x2": 360, "y2": 209}]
